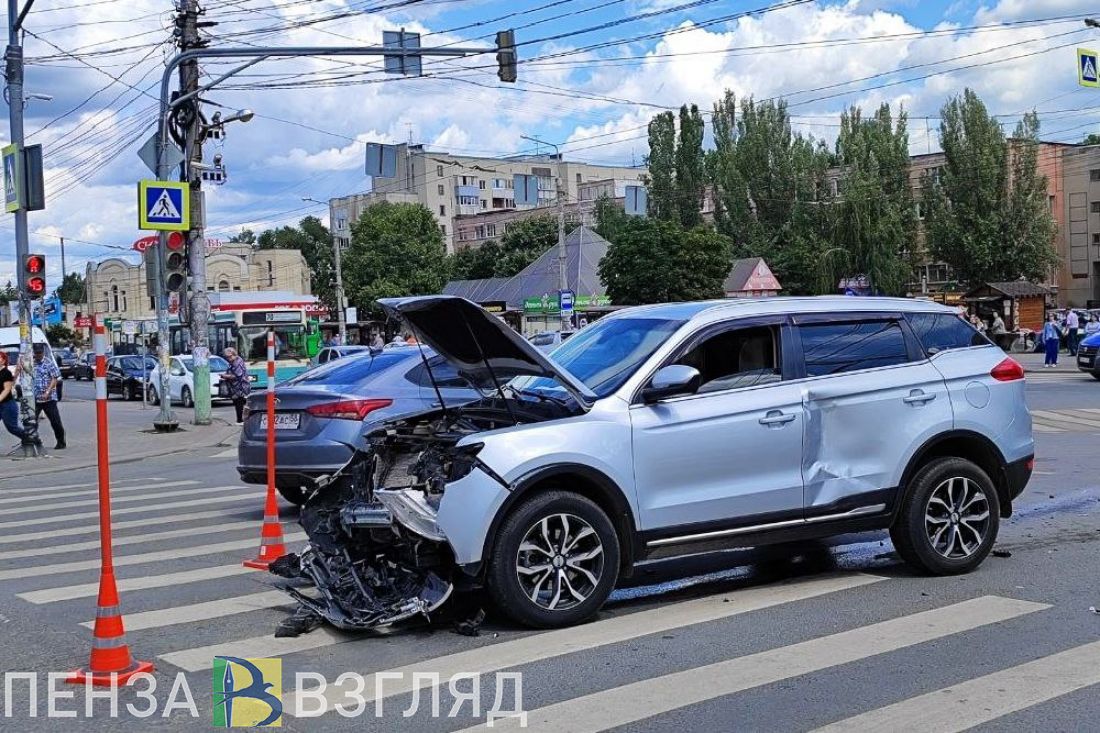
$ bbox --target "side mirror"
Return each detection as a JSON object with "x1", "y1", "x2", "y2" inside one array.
[{"x1": 642, "y1": 365, "x2": 702, "y2": 404}]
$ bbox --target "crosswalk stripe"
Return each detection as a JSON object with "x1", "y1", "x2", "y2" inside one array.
[
  {"x1": 162, "y1": 627, "x2": 355, "y2": 670},
  {"x1": 80, "y1": 590, "x2": 291, "y2": 632},
  {"x1": 0, "y1": 493, "x2": 262, "y2": 531},
  {"x1": 1030, "y1": 422, "x2": 1064, "y2": 433},
  {"x1": 1031, "y1": 409, "x2": 1100, "y2": 430},
  {"x1": 0, "y1": 480, "x2": 199, "y2": 505},
  {"x1": 0, "y1": 520, "x2": 261, "y2": 561},
  {"x1": 0, "y1": 532, "x2": 305, "y2": 581},
  {"x1": 457, "y1": 596, "x2": 1048, "y2": 733},
  {"x1": 0, "y1": 508, "x2": 262, "y2": 545},
  {"x1": 0, "y1": 484, "x2": 244, "y2": 516},
  {"x1": 18, "y1": 563, "x2": 259, "y2": 604},
  {"x1": 0, "y1": 476, "x2": 166, "y2": 494},
  {"x1": 811, "y1": 639, "x2": 1100, "y2": 733},
  {"x1": 170, "y1": 573, "x2": 885, "y2": 678},
  {"x1": 1063, "y1": 408, "x2": 1100, "y2": 422}
]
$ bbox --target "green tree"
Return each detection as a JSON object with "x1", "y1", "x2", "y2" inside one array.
[
  {"x1": 0, "y1": 280, "x2": 16, "y2": 301},
  {"x1": 343, "y1": 202, "x2": 449, "y2": 313},
  {"x1": 496, "y1": 215, "x2": 560, "y2": 275},
  {"x1": 598, "y1": 218, "x2": 732, "y2": 304},
  {"x1": 646, "y1": 112, "x2": 677, "y2": 222},
  {"x1": 593, "y1": 195, "x2": 631, "y2": 243},
  {"x1": 449, "y1": 241, "x2": 501, "y2": 280},
  {"x1": 1083, "y1": 133, "x2": 1100, "y2": 145},
  {"x1": 46, "y1": 323, "x2": 76, "y2": 346},
  {"x1": 55, "y1": 272, "x2": 86, "y2": 305},
  {"x1": 923, "y1": 90, "x2": 1057, "y2": 285},
  {"x1": 822, "y1": 103, "x2": 917, "y2": 295},
  {"x1": 228, "y1": 229, "x2": 256, "y2": 245},
  {"x1": 675, "y1": 104, "x2": 706, "y2": 229},
  {"x1": 256, "y1": 216, "x2": 335, "y2": 308}
]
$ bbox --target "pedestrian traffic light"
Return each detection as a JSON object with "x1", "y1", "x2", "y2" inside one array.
[
  {"x1": 165, "y1": 249, "x2": 186, "y2": 292},
  {"x1": 24, "y1": 254, "x2": 46, "y2": 298},
  {"x1": 496, "y1": 29, "x2": 517, "y2": 83}
]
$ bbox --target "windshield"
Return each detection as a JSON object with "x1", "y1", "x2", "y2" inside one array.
[
  {"x1": 515, "y1": 316, "x2": 685, "y2": 399},
  {"x1": 181, "y1": 356, "x2": 229, "y2": 373},
  {"x1": 285, "y1": 351, "x2": 414, "y2": 387},
  {"x1": 121, "y1": 356, "x2": 156, "y2": 371},
  {"x1": 239, "y1": 325, "x2": 306, "y2": 361}
]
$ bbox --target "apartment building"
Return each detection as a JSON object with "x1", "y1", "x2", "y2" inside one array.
[{"x1": 328, "y1": 144, "x2": 646, "y2": 253}]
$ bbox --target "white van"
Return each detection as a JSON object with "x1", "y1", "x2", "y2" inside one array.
[{"x1": 0, "y1": 326, "x2": 53, "y2": 365}]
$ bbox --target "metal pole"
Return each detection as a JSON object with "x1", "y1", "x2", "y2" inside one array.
[
  {"x1": 60, "y1": 236, "x2": 66, "y2": 280},
  {"x1": 334, "y1": 232, "x2": 346, "y2": 344}
]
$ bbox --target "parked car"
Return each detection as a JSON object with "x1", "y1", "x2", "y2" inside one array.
[
  {"x1": 73, "y1": 353, "x2": 96, "y2": 381},
  {"x1": 148, "y1": 354, "x2": 231, "y2": 406},
  {"x1": 237, "y1": 348, "x2": 479, "y2": 504},
  {"x1": 105, "y1": 355, "x2": 156, "y2": 400},
  {"x1": 53, "y1": 347, "x2": 78, "y2": 378},
  {"x1": 529, "y1": 330, "x2": 575, "y2": 352},
  {"x1": 311, "y1": 345, "x2": 374, "y2": 368},
  {"x1": 299, "y1": 295, "x2": 1033, "y2": 630},
  {"x1": 1075, "y1": 330, "x2": 1100, "y2": 378}
]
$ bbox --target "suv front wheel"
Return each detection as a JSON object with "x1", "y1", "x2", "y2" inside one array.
[
  {"x1": 891, "y1": 457, "x2": 1001, "y2": 575},
  {"x1": 487, "y1": 490, "x2": 620, "y2": 629}
]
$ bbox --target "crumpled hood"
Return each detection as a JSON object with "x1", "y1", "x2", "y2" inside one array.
[{"x1": 378, "y1": 295, "x2": 596, "y2": 408}]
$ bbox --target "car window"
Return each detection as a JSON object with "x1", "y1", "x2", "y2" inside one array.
[
  {"x1": 906, "y1": 313, "x2": 990, "y2": 355},
  {"x1": 405, "y1": 356, "x2": 469, "y2": 389},
  {"x1": 284, "y1": 351, "x2": 412, "y2": 386},
  {"x1": 799, "y1": 321, "x2": 911, "y2": 377},
  {"x1": 531, "y1": 334, "x2": 556, "y2": 347},
  {"x1": 675, "y1": 325, "x2": 782, "y2": 393}
]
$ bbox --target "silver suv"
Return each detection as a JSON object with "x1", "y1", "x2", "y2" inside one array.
[{"x1": 290, "y1": 296, "x2": 1034, "y2": 631}]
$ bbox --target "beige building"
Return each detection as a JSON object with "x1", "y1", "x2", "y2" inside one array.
[
  {"x1": 83, "y1": 243, "x2": 311, "y2": 321},
  {"x1": 329, "y1": 144, "x2": 647, "y2": 253}
]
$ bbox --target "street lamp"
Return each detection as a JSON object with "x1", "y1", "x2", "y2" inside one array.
[
  {"x1": 212, "y1": 108, "x2": 254, "y2": 125},
  {"x1": 520, "y1": 134, "x2": 569, "y2": 331},
  {"x1": 303, "y1": 196, "x2": 346, "y2": 344}
]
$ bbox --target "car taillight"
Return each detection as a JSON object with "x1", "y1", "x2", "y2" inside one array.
[
  {"x1": 990, "y1": 357, "x2": 1025, "y2": 382},
  {"x1": 306, "y1": 398, "x2": 393, "y2": 420}
]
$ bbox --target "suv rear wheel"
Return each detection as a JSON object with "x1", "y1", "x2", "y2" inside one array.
[
  {"x1": 487, "y1": 491, "x2": 620, "y2": 629},
  {"x1": 891, "y1": 457, "x2": 1000, "y2": 575}
]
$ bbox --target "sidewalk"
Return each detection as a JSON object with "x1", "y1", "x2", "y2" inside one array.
[{"x1": 0, "y1": 397, "x2": 241, "y2": 479}]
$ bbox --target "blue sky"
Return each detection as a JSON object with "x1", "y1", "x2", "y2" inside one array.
[{"x1": 2, "y1": 0, "x2": 1099, "y2": 287}]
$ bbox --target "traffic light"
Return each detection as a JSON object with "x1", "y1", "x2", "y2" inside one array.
[
  {"x1": 496, "y1": 29, "x2": 517, "y2": 83},
  {"x1": 165, "y1": 249, "x2": 186, "y2": 292},
  {"x1": 24, "y1": 254, "x2": 46, "y2": 298}
]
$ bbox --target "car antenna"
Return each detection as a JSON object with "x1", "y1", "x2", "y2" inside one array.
[
  {"x1": 410, "y1": 323, "x2": 448, "y2": 415},
  {"x1": 458, "y1": 309, "x2": 519, "y2": 425}
]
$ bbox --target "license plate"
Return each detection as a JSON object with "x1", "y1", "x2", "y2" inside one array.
[{"x1": 259, "y1": 414, "x2": 300, "y2": 430}]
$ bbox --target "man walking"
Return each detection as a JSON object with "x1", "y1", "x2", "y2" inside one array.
[
  {"x1": 1065, "y1": 309, "x2": 1080, "y2": 356},
  {"x1": 220, "y1": 346, "x2": 251, "y2": 425},
  {"x1": 32, "y1": 344, "x2": 65, "y2": 449}
]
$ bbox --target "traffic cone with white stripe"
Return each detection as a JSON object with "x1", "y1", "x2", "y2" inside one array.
[
  {"x1": 243, "y1": 484, "x2": 287, "y2": 570},
  {"x1": 67, "y1": 570, "x2": 154, "y2": 685}
]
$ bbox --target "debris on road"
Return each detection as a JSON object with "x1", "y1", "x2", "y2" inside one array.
[
  {"x1": 992, "y1": 549, "x2": 1013, "y2": 558},
  {"x1": 453, "y1": 608, "x2": 487, "y2": 637},
  {"x1": 275, "y1": 606, "x2": 324, "y2": 638}
]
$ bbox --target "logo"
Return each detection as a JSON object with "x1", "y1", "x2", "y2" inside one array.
[{"x1": 212, "y1": 657, "x2": 282, "y2": 728}]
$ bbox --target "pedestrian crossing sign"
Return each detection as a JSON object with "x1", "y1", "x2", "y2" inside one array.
[
  {"x1": 1079, "y1": 48, "x2": 1099, "y2": 88},
  {"x1": 138, "y1": 179, "x2": 189, "y2": 231},
  {"x1": 3, "y1": 143, "x2": 23, "y2": 213}
]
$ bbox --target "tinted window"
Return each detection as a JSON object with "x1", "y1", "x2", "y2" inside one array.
[
  {"x1": 531, "y1": 334, "x2": 556, "y2": 347},
  {"x1": 284, "y1": 351, "x2": 412, "y2": 386},
  {"x1": 800, "y1": 321, "x2": 910, "y2": 377},
  {"x1": 907, "y1": 313, "x2": 989, "y2": 355},
  {"x1": 405, "y1": 356, "x2": 468, "y2": 389},
  {"x1": 120, "y1": 357, "x2": 155, "y2": 371},
  {"x1": 676, "y1": 325, "x2": 781, "y2": 392}
]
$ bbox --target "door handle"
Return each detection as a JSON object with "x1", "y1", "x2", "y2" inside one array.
[
  {"x1": 759, "y1": 411, "x2": 796, "y2": 426},
  {"x1": 903, "y1": 391, "x2": 936, "y2": 405}
]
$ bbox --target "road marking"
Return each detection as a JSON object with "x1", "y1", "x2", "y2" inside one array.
[
  {"x1": 810, "y1": 639, "x2": 1100, "y2": 733},
  {"x1": 0, "y1": 480, "x2": 199, "y2": 505},
  {"x1": 0, "y1": 476, "x2": 167, "y2": 494},
  {"x1": 0, "y1": 533, "x2": 305, "y2": 581},
  {"x1": 456, "y1": 596, "x2": 1048, "y2": 732},
  {"x1": 0, "y1": 508, "x2": 263, "y2": 545},
  {"x1": 1030, "y1": 423, "x2": 1064, "y2": 433},
  {"x1": 0, "y1": 520, "x2": 261, "y2": 560},
  {"x1": 81, "y1": 590, "x2": 291, "y2": 632},
  {"x1": 212, "y1": 448, "x2": 237, "y2": 459},
  {"x1": 0, "y1": 493, "x2": 261, "y2": 530},
  {"x1": 0, "y1": 484, "x2": 245, "y2": 515},
  {"x1": 19, "y1": 564, "x2": 259, "y2": 604},
  {"x1": 161, "y1": 628, "x2": 356, "y2": 671},
  {"x1": 274, "y1": 572, "x2": 887, "y2": 714},
  {"x1": 1031, "y1": 409, "x2": 1100, "y2": 430}
]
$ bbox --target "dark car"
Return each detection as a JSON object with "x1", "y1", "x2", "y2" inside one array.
[
  {"x1": 73, "y1": 353, "x2": 96, "y2": 381},
  {"x1": 54, "y1": 347, "x2": 78, "y2": 378},
  {"x1": 237, "y1": 348, "x2": 479, "y2": 503},
  {"x1": 105, "y1": 355, "x2": 155, "y2": 400}
]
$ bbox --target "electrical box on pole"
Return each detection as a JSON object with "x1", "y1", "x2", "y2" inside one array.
[
  {"x1": 24, "y1": 254, "x2": 46, "y2": 298},
  {"x1": 496, "y1": 29, "x2": 517, "y2": 83}
]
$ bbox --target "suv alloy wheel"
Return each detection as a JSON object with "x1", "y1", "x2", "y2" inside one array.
[
  {"x1": 890, "y1": 457, "x2": 1001, "y2": 575},
  {"x1": 487, "y1": 491, "x2": 620, "y2": 628}
]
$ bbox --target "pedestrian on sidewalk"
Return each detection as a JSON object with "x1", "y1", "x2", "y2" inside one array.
[
  {"x1": 1065, "y1": 309, "x2": 1080, "y2": 356},
  {"x1": 0, "y1": 352, "x2": 26, "y2": 443},
  {"x1": 32, "y1": 344, "x2": 65, "y2": 449},
  {"x1": 1042, "y1": 314, "x2": 1061, "y2": 368},
  {"x1": 1086, "y1": 314, "x2": 1100, "y2": 338},
  {"x1": 220, "y1": 346, "x2": 251, "y2": 425}
]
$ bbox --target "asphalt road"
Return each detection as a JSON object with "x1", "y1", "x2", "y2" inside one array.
[{"x1": 0, "y1": 372, "x2": 1098, "y2": 731}]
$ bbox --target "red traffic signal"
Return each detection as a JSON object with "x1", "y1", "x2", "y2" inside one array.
[
  {"x1": 25, "y1": 254, "x2": 45, "y2": 275},
  {"x1": 24, "y1": 255, "x2": 46, "y2": 298},
  {"x1": 27, "y1": 276, "x2": 46, "y2": 296}
]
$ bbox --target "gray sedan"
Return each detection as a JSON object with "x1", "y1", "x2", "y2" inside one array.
[{"x1": 236, "y1": 348, "x2": 478, "y2": 503}]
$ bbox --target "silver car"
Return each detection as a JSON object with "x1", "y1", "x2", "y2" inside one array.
[{"x1": 236, "y1": 348, "x2": 478, "y2": 503}]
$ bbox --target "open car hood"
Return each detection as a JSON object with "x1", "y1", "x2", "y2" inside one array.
[{"x1": 378, "y1": 295, "x2": 596, "y2": 408}]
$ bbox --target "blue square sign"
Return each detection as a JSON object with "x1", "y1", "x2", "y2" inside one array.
[
  {"x1": 138, "y1": 180, "x2": 189, "y2": 231},
  {"x1": 1079, "y1": 48, "x2": 1099, "y2": 88}
]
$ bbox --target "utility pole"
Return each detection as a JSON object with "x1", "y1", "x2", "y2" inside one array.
[
  {"x1": 59, "y1": 236, "x2": 65, "y2": 279},
  {"x1": 178, "y1": 0, "x2": 213, "y2": 425},
  {"x1": 303, "y1": 196, "x2": 344, "y2": 344},
  {"x1": 521, "y1": 135, "x2": 569, "y2": 331},
  {"x1": 5, "y1": 0, "x2": 40, "y2": 453}
]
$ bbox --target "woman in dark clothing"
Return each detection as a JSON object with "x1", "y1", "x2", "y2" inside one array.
[
  {"x1": 0, "y1": 352, "x2": 26, "y2": 441},
  {"x1": 220, "y1": 347, "x2": 251, "y2": 425}
]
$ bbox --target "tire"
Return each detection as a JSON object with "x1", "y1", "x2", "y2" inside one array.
[
  {"x1": 486, "y1": 490, "x2": 620, "y2": 629},
  {"x1": 148, "y1": 386, "x2": 160, "y2": 405},
  {"x1": 890, "y1": 457, "x2": 1000, "y2": 575},
  {"x1": 181, "y1": 387, "x2": 193, "y2": 407},
  {"x1": 1092, "y1": 372, "x2": 1100, "y2": 381},
  {"x1": 127, "y1": 383, "x2": 139, "y2": 401},
  {"x1": 276, "y1": 485, "x2": 305, "y2": 505}
]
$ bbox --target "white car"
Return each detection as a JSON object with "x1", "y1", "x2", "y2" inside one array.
[{"x1": 148, "y1": 354, "x2": 231, "y2": 407}]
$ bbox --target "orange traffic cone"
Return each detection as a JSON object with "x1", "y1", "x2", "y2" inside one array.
[
  {"x1": 67, "y1": 570, "x2": 153, "y2": 685},
  {"x1": 244, "y1": 485, "x2": 287, "y2": 570}
]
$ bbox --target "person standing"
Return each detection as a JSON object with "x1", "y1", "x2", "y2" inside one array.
[
  {"x1": 32, "y1": 344, "x2": 65, "y2": 449},
  {"x1": 1065, "y1": 309, "x2": 1080, "y2": 356},
  {"x1": 0, "y1": 352, "x2": 26, "y2": 443},
  {"x1": 220, "y1": 346, "x2": 251, "y2": 425},
  {"x1": 1086, "y1": 314, "x2": 1100, "y2": 338},
  {"x1": 369, "y1": 330, "x2": 384, "y2": 351},
  {"x1": 1042, "y1": 315, "x2": 1061, "y2": 368}
]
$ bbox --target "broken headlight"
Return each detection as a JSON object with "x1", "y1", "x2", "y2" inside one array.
[{"x1": 448, "y1": 442, "x2": 484, "y2": 482}]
